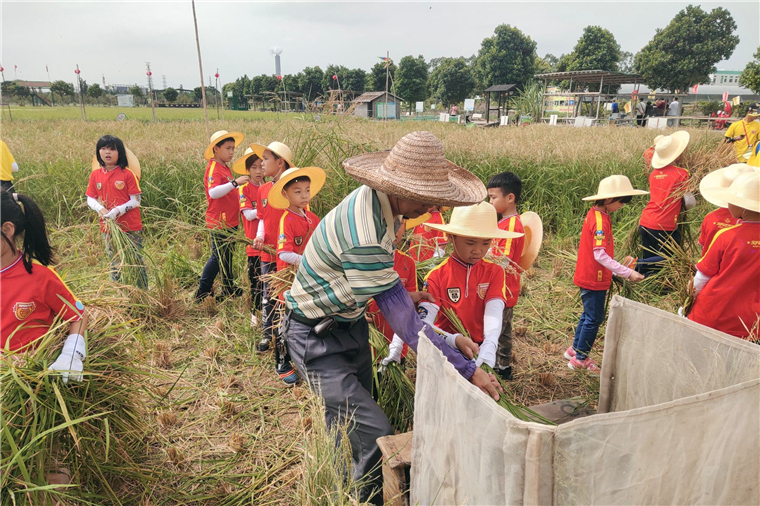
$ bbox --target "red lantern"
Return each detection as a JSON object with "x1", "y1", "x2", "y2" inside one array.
[
  {"x1": 0, "y1": 67, "x2": 4, "y2": 72},
  {"x1": 147, "y1": 71, "x2": 152, "y2": 76},
  {"x1": 277, "y1": 75, "x2": 282, "y2": 81},
  {"x1": 332, "y1": 75, "x2": 338, "y2": 80},
  {"x1": 74, "y1": 69, "x2": 80, "y2": 74},
  {"x1": 215, "y1": 72, "x2": 219, "y2": 78}
]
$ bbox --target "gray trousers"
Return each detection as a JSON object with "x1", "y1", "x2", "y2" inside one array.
[{"x1": 285, "y1": 313, "x2": 392, "y2": 504}]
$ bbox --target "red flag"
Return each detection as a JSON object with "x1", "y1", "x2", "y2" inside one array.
[
  {"x1": 690, "y1": 84, "x2": 699, "y2": 94},
  {"x1": 14, "y1": 65, "x2": 17, "y2": 70},
  {"x1": 722, "y1": 92, "x2": 729, "y2": 102}
]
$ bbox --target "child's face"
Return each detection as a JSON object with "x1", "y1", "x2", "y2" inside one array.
[
  {"x1": 247, "y1": 158, "x2": 265, "y2": 184},
  {"x1": 451, "y1": 235, "x2": 492, "y2": 264},
  {"x1": 283, "y1": 180, "x2": 311, "y2": 210},
  {"x1": 99, "y1": 146, "x2": 118, "y2": 167},
  {"x1": 262, "y1": 150, "x2": 285, "y2": 178},
  {"x1": 214, "y1": 140, "x2": 236, "y2": 163},
  {"x1": 604, "y1": 199, "x2": 626, "y2": 213},
  {"x1": 488, "y1": 188, "x2": 514, "y2": 215}
]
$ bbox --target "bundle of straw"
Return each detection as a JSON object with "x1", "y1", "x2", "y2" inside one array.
[
  {"x1": 368, "y1": 327, "x2": 416, "y2": 433},
  {"x1": 261, "y1": 264, "x2": 297, "y2": 299},
  {"x1": 1, "y1": 318, "x2": 155, "y2": 504},
  {"x1": 102, "y1": 220, "x2": 148, "y2": 289},
  {"x1": 441, "y1": 308, "x2": 555, "y2": 425}
]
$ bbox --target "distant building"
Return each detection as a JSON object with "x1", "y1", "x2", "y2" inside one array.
[
  {"x1": 710, "y1": 70, "x2": 741, "y2": 85},
  {"x1": 351, "y1": 91, "x2": 401, "y2": 119},
  {"x1": 619, "y1": 70, "x2": 758, "y2": 104}
]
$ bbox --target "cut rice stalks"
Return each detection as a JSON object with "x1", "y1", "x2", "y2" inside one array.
[{"x1": 368, "y1": 327, "x2": 416, "y2": 433}]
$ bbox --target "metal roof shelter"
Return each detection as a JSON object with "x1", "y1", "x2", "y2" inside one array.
[
  {"x1": 534, "y1": 70, "x2": 645, "y2": 122},
  {"x1": 483, "y1": 84, "x2": 518, "y2": 124}
]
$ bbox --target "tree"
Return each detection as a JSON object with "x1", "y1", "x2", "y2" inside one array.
[
  {"x1": 565, "y1": 25, "x2": 622, "y2": 91},
  {"x1": 87, "y1": 83, "x2": 104, "y2": 103},
  {"x1": 163, "y1": 87, "x2": 178, "y2": 102},
  {"x1": 618, "y1": 51, "x2": 636, "y2": 74},
  {"x1": 343, "y1": 68, "x2": 367, "y2": 93},
  {"x1": 635, "y1": 6, "x2": 739, "y2": 92},
  {"x1": 396, "y1": 55, "x2": 428, "y2": 112},
  {"x1": 1, "y1": 81, "x2": 18, "y2": 102},
  {"x1": 428, "y1": 57, "x2": 476, "y2": 107},
  {"x1": 50, "y1": 80, "x2": 74, "y2": 104},
  {"x1": 130, "y1": 85, "x2": 144, "y2": 105},
  {"x1": 298, "y1": 66, "x2": 324, "y2": 101},
  {"x1": 322, "y1": 65, "x2": 349, "y2": 93},
  {"x1": 534, "y1": 57, "x2": 553, "y2": 75},
  {"x1": 739, "y1": 47, "x2": 760, "y2": 94},
  {"x1": 366, "y1": 60, "x2": 397, "y2": 92},
  {"x1": 543, "y1": 54, "x2": 560, "y2": 70},
  {"x1": 474, "y1": 24, "x2": 537, "y2": 90}
]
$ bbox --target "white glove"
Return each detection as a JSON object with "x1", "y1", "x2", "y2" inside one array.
[
  {"x1": 677, "y1": 307, "x2": 686, "y2": 318},
  {"x1": 475, "y1": 339, "x2": 497, "y2": 368},
  {"x1": 381, "y1": 334, "x2": 404, "y2": 366},
  {"x1": 48, "y1": 334, "x2": 86, "y2": 384},
  {"x1": 683, "y1": 192, "x2": 697, "y2": 210},
  {"x1": 103, "y1": 208, "x2": 119, "y2": 220}
]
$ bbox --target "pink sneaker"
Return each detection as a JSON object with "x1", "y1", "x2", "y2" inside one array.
[
  {"x1": 568, "y1": 356, "x2": 601, "y2": 374},
  {"x1": 564, "y1": 346, "x2": 576, "y2": 360}
]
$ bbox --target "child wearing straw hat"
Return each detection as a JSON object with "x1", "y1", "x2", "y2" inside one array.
[
  {"x1": 266, "y1": 166, "x2": 325, "y2": 385},
  {"x1": 418, "y1": 202, "x2": 524, "y2": 369},
  {"x1": 697, "y1": 164, "x2": 755, "y2": 255},
  {"x1": 406, "y1": 206, "x2": 447, "y2": 261},
  {"x1": 195, "y1": 130, "x2": 248, "y2": 301},
  {"x1": 723, "y1": 103, "x2": 760, "y2": 162},
  {"x1": 234, "y1": 147, "x2": 265, "y2": 327},
  {"x1": 688, "y1": 171, "x2": 760, "y2": 339},
  {"x1": 638, "y1": 131, "x2": 691, "y2": 269},
  {"x1": 251, "y1": 141, "x2": 294, "y2": 353},
  {"x1": 86, "y1": 135, "x2": 147, "y2": 288},
  {"x1": 569, "y1": 176, "x2": 647, "y2": 372},
  {"x1": 642, "y1": 135, "x2": 664, "y2": 173}
]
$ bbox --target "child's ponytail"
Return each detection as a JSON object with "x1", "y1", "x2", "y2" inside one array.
[{"x1": 1, "y1": 190, "x2": 53, "y2": 273}]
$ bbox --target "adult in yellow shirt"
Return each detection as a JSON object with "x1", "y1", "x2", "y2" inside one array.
[
  {"x1": 1, "y1": 140, "x2": 19, "y2": 192},
  {"x1": 724, "y1": 103, "x2": 760, "y2": 162},
  {"x1": 749, "y1": 143, "x2": 760, "y2": 168}
]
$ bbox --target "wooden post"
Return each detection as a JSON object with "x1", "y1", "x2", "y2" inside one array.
[
  {"x1": 540, "y1": 79, "x2": 547, "y2": 122},
  {"x1": 595, "y1": 75, "x2": 604, "y2": 120},
  {"x1": 485, "y1": 91, "x2": 491, "y2": 124},
  {"x1": 384, "y1": 50, "x2": 390, "y2": 122},
  {"x1": 192, "y1": 0, "x2": 210, "y2": 138}
]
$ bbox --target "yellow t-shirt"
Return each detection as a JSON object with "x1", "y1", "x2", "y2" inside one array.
[
  {"x1": 0, "y1": 140, "x2": 16, "y2": 181},
  {"x1": 725, "y1": 119, "x2": 760, "y2": 162},
  {"x1": 748, "y1": 143, "x2": 760, "y2": 168}
]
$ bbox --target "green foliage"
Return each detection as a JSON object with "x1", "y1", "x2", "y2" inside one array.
[
  {"x1": 298, "y1": 66, "x2": 324, "y2": 101},
  {"x1": 618, "y1": 51, "x2": 636, "y2": 74},
  {"x1": 696, "y1": 100, "x2": 722, "y2": 116},
  {"x1": 509, "y1": 80, "x2": 545, "y2": 124},
  {"x1": 428, "y1": 57, "x2": 476, "y2": 107},
  {"x1": 322, "y1": 64, "x2": 349, "y2": 93},
  {"x1": 50, "y1": 80, "x2": 74, "y2": 103},
  {"x1": 534, "y1": 57, "x2": 553, "y2": 75},
  {"x1": 565, "y1": 25, "x2": 622, "y2": 92},
  {"x1": 634, "y1": 5, "x2": 739, "y2": 92},
  {"x1": 130, "y1": 85, "x2": 144, "y2": 105},
  {"x1": 739, "y1": 46, "x2": 760, "y2": 94},
  {"x1": 162, "y1": 87, "x2": 178, "y2": 103},
  {"x1": 342, "y1": 68, "x2": 367, "y2": 93},
  {"x1": 396, "y1": 55, "x2": 429, "y2": 112},
  {"x1": 474, "y1": 24, "x2": 537, "y2": 90},
  {"x1": 86, "y1": 83, "x2": 104, "y2": 100},
  {"x1": 366, "y1": 60, "x2": 397, "y2": 92}
]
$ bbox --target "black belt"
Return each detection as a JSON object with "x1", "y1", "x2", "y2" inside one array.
[{"x1": 287, "y1": 310, "x2": 360, "y2": 330}]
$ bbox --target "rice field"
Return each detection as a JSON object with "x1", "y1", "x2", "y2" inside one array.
[{"x1": 1, "y1": 112, "x2": 730, "y2": 504}]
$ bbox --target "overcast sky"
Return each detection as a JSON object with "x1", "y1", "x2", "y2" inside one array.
[{"x1": 2, "y1": 1, "x2": 757, "y2": 89}]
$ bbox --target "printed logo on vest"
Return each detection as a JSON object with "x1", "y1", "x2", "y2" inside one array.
[
  {"x1": 447, "y1": 287, "x2": 461, "y2": 303},
  {"x1": 96, "y1": 182, "x2": 102, "y2": 190},
  {"x1": 262, "y1": 198, "x2": 268, "y2": 208},
  {"x1": 114, "y1": 181, "x2": 125, "y2": 190},
  {"x1": 13, "y1": 302, "x2": 36, "y2": 320},
  {"x1": 295, "y1": 236, "x2": 303, "y2": 246},
  {"x1": 477, "y1": 283, "x2": 490, "y2": 300}
]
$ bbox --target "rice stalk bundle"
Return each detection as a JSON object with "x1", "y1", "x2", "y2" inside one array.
[
  {"x1": 1, "y1": 318, "x2": 156, "y2": 505},
  {"x1": 261, "y1": 264, "x2": 297, "y2": 300},
  {"x1": 368, "y1": 327, "x2": 416, "y2": 433},
  {"x1": 414, "y1": 254, "x2": 447, "y2": 288},
  {"x1": 102, "y1": 219, "x2": 148, "y2": 289},
  {"x1": 441, "y1": 308, "x2": 555, "y2": 425}
]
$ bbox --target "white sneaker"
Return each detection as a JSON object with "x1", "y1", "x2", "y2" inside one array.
[{"x1": 250, "y1": 313, "x2": 259, "y2": 328}]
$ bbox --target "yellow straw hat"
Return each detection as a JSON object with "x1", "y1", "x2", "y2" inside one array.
[
  {"x1": 651, "y1": 131, "x2": 690, "y2": 169},
  {"x1": 342, "y1": 131, "x2": 486, "y2": 208},
  {"x1": 582, "y1": 175, "x2": 648, "y2": 201},
  {"x1": 425, "y1": 202, "x2": 523, "y2": 240},
  {"x1": 699, "y1": 163, "x2": 759, "y2": 208},
  {"x1": 232, "y1": 147, "x2": 260, "y2": 175},
  {"x1": 405, "y1": 206, "x2": 452, "y2": 230},
  {"x1": 518, "y1": 211, "x2": 543, "y2": 270},
  {"x1": 91, "y1": 147, "x2": 141, "y2": 180},
  {"x1": 204, "y1": 130, "x2": 244, "y2": 160},
  {"x1": 250, "y1": 141, "x2": 294, "y2": 169},
  {"x1": 701, "y1": 171, "x2": 760, "y2": 213},
  {"x1": 268, "y1": 167, "x2": 327, "y2": 210}
]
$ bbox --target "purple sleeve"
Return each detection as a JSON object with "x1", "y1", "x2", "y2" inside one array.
[{"x1": 373, "y1": 280, "x2": 476, "y2": 380}]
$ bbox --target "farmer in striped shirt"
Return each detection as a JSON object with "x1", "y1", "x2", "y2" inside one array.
[{"x1": 283, "y1": 131, "x2": 502, "y2": 503}]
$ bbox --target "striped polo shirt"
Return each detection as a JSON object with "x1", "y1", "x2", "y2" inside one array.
[{"x1": 285, "y1": 185, "x2": 400, "y2": 321}]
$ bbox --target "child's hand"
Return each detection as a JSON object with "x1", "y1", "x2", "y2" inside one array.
[
  {"x1": 235, "y1": 176, "x2": 250, "y2": 186},
  {"x1": 103, "y1": 208, "x2": 119, "y2": 220},
  {"x1": 252, "y1": 237, "x2": 264, "y2": 250},
  {"x1": 470, "y1": 367, "x2": 503, "y2": 401},
  {"x1": 98, "y1": 208, "x2": 108, "y2": 217},
  {"x1": 627, "y1": 271, "x2": 645, "y2": 282},
  {"x1": 455, "y1": 334, "x2": 479, "y2": 360},
  {"x1": 409, "y1": 291, "x2": 435, "y2": 305}
]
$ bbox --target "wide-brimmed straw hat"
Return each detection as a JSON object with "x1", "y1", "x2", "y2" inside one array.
[
  {"x1": 651, "y1": 131, "x2": 690, "y2": 169},
  {"x1": 518, "y1": 211, "x2": 543, "y2": 270},
  {"x1": 700, "y1": 163, "x2": 759, "y2": 208},
  {"x1": 582, "y1": 175, "x2": 648, "y2": 201},
  {"x1": 91, "y1": 147, "x2": 141, "y2": 180},
  {"x1": 404, "y1": 206, "x2": 452, "y2": 230},
  {"x1": 425, "y1": 202, "x2": 523, "y2": 240},
  {"x1": 342, "y1": 131, "x2": 486, "y2": 208},
  {"x1": 268, "y1": 167, "x2": 326, "y2": 210},
  {"x1": 652, "y1": 134, "x2": 664, "y2": 146},
  {"x1": 232, "y1": 147, "x2": 260, "y2": 175},
  {"x1": 250, "y1": 142, "x2": 294, "y2": 169},
  {"x1": 204, "y1": 130, "x2": 244, "y2": 160},
  {"x1": 701, "y1": 171, "x2": 760, "y2": 212}
]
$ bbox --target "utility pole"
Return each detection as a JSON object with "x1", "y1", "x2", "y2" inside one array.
[
  {"x1": 192, "y1": 0, "x2": 210, "y2": 137},
  {"x1": 146, "y1": 62, "x2": 156, "y2": 121},
  {"x1": 162, "y1": 75, "x2": 167, "y2": 89}
]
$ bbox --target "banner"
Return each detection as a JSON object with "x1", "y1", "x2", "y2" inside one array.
[
  {"x1": 415, "y1": 101, "x2": 424, "y2": 112},
  {"x1": 690, "y1": 84, "x2": 699, "y2": 94},
  {"x1": 723, "y1": 92, "x2": 729, "y2": 102}
]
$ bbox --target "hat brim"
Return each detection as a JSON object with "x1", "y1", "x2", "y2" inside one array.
[
  {"x1": 343, "y1": 151, "x2": 486, "y2": 208},
  {"x1": 581, "y1": 189, "x2": 648, "y2": 201},
  {"x1": 425, "y1": 222, "x2": 523, "y2": 240},
  {"x1": 232, "y1": 151, "x2": 260, "y2": 175},
  {"x1": 518, "y1": 212, "x2": 543, "y2": 270},
  {"x1": 204, "y1": 132, "x2": 244, "y2": 160},
  {"x1": 700, "y1": 165, "x2": 760, "y2": 208},
  {"x1": 703, "y1": 186, "x2": 760, "y2": 212},
  {"x1": 251, "y1": 143, "x2": 294, "y2": 169},
  {"x1": 651, "y1": 131, "x2": 690, "y2": 169},
  {"x1": 91, "y1": 147, "x2": 141, "y2": 180},
  {"x1": 405, "y1": 212, "x2": 431, "y2": 230},
  {"x1": 268, "y1": 167, "x2": 327, "y2": 209}
]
